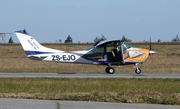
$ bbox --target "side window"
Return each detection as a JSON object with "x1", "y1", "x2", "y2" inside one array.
[
  {"x1": 106, "y1": 47, "x2": 114, "y2": 52},
  {"x1": 92, "y1": 47, "x2": 104, "y2": 53},
  {"x1": 107, "y1": 46, "x2": 121, "y2": 53}
]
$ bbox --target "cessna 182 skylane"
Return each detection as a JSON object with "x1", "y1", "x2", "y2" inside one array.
[{"x1": 15, "y1": 29, "x2": 156, "y2": 74}]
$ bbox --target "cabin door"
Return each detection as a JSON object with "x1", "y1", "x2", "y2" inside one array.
[{"x1": 106, "y1": 42, "x2": 124, "y2": 64}]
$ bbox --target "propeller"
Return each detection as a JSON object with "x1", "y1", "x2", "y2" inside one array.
[
  {"x1": 150, "y1": 37, "x2": 151, "y2": 50},
  {"x1": 149, "y1": 37, "x2": 156, "y2": 56}
]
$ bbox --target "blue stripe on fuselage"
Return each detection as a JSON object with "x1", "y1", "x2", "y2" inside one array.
[
  {"x1": 94, "y1": 61, "x2": 137, "y2": 66},
  {"x1": 25, "y1": 51, "x2": 54, "y2": 55}
]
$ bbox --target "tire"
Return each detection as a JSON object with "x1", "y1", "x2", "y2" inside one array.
[
  {"x1": 108, "y1": 67, "x2": 115, "y2": 74},
  {"x1": 135, "y1": 68, "x2": 141, "y2": 74},
  {"x1": 106, "y1": 67, "x2": 110, "y2": 73}
]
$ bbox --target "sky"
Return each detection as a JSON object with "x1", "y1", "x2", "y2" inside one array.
[{"x1": 0, "y1": 0, "x2": 180, "y2": 43}]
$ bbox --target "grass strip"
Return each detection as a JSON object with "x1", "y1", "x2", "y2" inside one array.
[
  {"x1": 0, "y1": 78, "x2": 180, "y2": 105},
  {"x1": 1, "y1": 45, "x2": 180, "y2": 74},
  {"x1": 0, "y1": 78, "x2": 180, "y2": 93}
]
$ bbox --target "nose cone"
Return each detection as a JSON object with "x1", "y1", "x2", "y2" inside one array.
[{"x1": 149, "y1": 50, "x2": 156, "y2": 55}]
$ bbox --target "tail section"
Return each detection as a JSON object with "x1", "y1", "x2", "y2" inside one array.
[{"x1": 15, "y1": 29, "x2": 62, "y2": 57}]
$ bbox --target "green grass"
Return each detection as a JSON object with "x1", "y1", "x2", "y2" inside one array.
[
  {"x1": 0, "y1": 78, "x2": 180, "y2": 93},
  {"x1": 0, "y1": 78, "x2": 180, "y2": 105}
]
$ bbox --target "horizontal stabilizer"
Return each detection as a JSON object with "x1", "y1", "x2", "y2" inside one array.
[{"x1": 27, "y1": 55, "x2": 48, "y2": 58}]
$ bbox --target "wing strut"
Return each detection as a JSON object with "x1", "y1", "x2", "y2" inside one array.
[{"x1": 120, "y1": 41, "x2": 125, "y2": 64}]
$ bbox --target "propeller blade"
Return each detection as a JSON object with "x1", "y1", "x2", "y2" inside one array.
[
  {"x1": 149, "y1": 37, "x2": 156, "y2": 56},
  {"x1": 150, "y1": 37, "x2": 151, "y2": 50}
]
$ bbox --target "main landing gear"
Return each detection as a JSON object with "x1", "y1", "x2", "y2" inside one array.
[
  {"x1": 105, "y1": 63, "x2": 141, "y2": 74},
  {"x1": 106, "y1": 66, "x2": 115, "y2": 74}
]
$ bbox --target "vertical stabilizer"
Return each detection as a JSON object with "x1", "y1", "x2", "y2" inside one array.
[{"x1": 15, "y1": 29, "x2": 62, "y2": 56}]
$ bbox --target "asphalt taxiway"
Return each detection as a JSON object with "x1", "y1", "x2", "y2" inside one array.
[{"x1": 0, "y1": 98, "x2": 180, "y2": 109}]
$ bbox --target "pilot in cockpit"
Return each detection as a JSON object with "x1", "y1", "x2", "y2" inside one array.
[{"x1": 113, "y1": 45, "x2": 121, "y2": 61}]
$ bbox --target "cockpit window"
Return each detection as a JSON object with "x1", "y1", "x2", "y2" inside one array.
[
  {"x1": 92, "y1": 47, "x2": 104, "y2": 53},
  {"x1": 122, "y1": 42, "x2": 131, "y2": 51}
]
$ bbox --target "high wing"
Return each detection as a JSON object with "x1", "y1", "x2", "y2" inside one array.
[{"x1": 94, "y1": 40, "x2": 123, "y2": 47}]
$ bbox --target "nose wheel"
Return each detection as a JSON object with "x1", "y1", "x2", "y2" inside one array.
[
  {"x1": 134, "y1": 63, "x2": 141, "y2": 74},
  {"x1": 106, "y1": 67, "x2": 115, "y2": 74},
  {"x1": 135, "y1": 68, "x2": 141, "y2": 74}
]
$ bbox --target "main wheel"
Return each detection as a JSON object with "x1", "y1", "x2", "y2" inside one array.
[
  {"x1": 106, "y1": 67, "x2": 110, "y2": 73},
  {"x1": 106, "y1": 67, "x2": 115, "y2": 74},
  {"x1": 135, "y1": 68, "x2": 141, "y2": 74}
]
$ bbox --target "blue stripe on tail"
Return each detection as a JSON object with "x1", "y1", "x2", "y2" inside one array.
[{"x1": 15, "y1": 29, "x2": 31, "y2": 36}]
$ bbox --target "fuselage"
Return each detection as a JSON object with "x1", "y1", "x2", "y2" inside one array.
[{"x1": 27, "y1": 43, "x2": 150, "y2": 66}]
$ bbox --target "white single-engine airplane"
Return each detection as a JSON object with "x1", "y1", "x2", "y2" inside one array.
[{"x1": 15, "y1": 29, "x2": 156, "y2": 74}]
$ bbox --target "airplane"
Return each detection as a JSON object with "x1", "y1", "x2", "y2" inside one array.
[{"x1": 15, "y1": 29, "x2": 156, "y2": 74}]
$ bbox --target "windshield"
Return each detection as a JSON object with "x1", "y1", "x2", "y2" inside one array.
[
  {"x1": 86, "y1": 46, "x2": 95, "y2": 51},
  {"x1": 122, "y1": 42, "x2": 131, "y2": 51}
]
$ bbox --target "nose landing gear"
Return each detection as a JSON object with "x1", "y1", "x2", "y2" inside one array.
[{"x1": 134, "y1": 63, "x2": 141, "y2": 74}]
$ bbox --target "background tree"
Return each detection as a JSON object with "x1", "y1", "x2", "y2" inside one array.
[
  {"x1": 8, "y1": 37, "x2": 14, "y2": 43},
  {"x1": 64, "y1": 35, "x2": 73, "y2": 43},
  {"x1": 171, "y1": 34, "x2": 180, "y2": 42},
  {"x1": 157, "y1": 39, "x2": 161, "y2": 42},
  {"x1": 59, "y1": 39, "x2": 61, "y2": 43},
  {"x1": 94, "y1": 34, "x2": 106, "y2": 42},
  {"x1": 122, "y1": 35, "x2": 132, "y2": 42}
]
